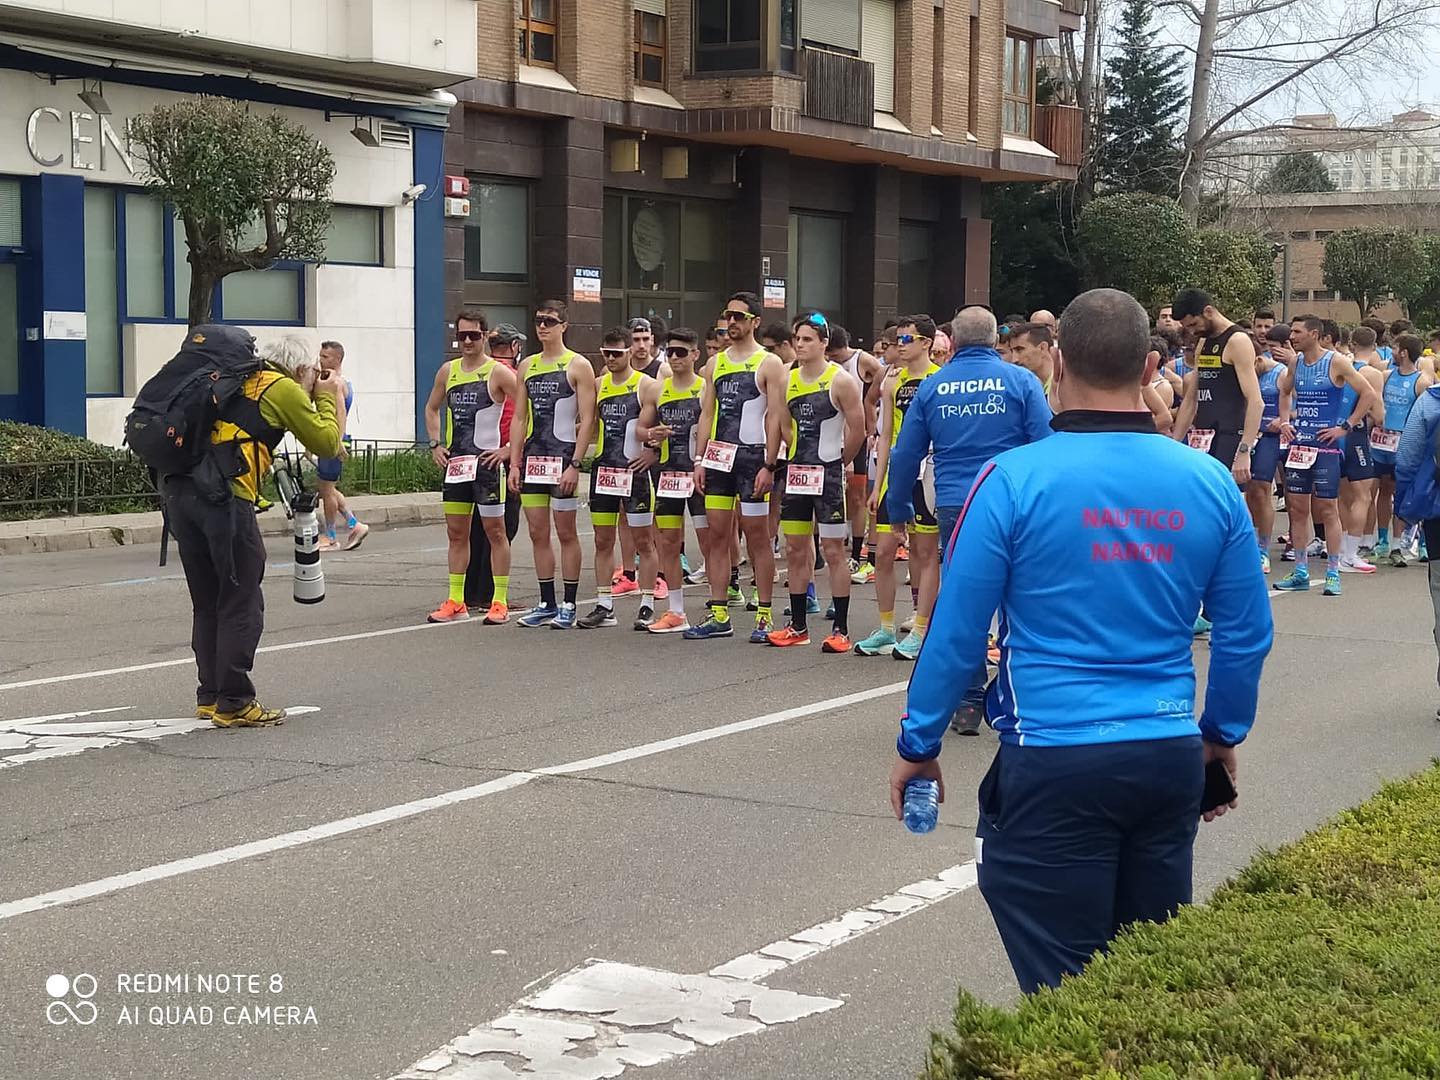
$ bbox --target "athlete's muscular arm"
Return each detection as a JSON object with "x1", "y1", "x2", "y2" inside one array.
[
  {"x1": 1319, "y1": 355, "x2": 1379, "y2": 445},
  {"x1": 1361, "y1": 366, "x2": 1386, "y2": 426},
  {"x1": 425, "y1": 361, "x2": 452, "y2": 468},
  {"x1": 637, "y1": 377, "x2": 665, "y2": 444},
  {"x1": 506, "y1": 359, "x2": 530, "y2": 494},
  {"x1": 755, "y1": 353, "x2": 788, "y2": 496},
  {"x1": 1171, "y1": 370, "x2": 1199, "y2": 441},
  {"x1": 857, "y1": 350, "x2": 882, "y2": 383},
  {"x1": 1226, "y1": 334, "x2": 1262, "y2": 484},
  {"x1": 630, "y1": 376, "x2": 660, "y2": 470},
  {"x1": 1142, "y1": 381, "x2": 1174, "y2": 434},
  {"x1": 835, "y1": 369, "x2": 866, "y2": 464},
  {"x1": 484, "y1": 363, "x2": 518, "y2": 468},
  {"x1": 869, "y1": 376, "x2": 898, "y2": 516},
  {"x1": 1419, "y1": 369, "x2": 1436, "y2": 396},
  {"x1": 692, "y1": 365, "x2": 717, "y2": 495},
  {"x1": 564, "y1": 358, "x2": 598, "y2": 496}
]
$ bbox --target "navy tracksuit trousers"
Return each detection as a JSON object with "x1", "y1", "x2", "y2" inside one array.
[{"x1": 975, "y1": 735, "x2": 1205, "y2": 994}]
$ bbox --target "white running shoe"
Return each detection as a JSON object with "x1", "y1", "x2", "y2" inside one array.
[{"x1": 1338, "y1": 556, "x2": 1376, "y2": 574}]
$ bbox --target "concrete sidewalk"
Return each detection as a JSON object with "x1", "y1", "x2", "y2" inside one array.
[{"x1": 0, "y1": 492, "x2": 444, "y2": 556}]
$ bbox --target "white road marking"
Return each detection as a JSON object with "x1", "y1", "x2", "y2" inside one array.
[
  {"x1": 0, "y1": 683, "x2": 908, "y2": 923},
  {"x1": 391, "y1": 862, "x2": 977, "y2": 1079},
  {"x1": 0, "y1": 706, "x2": 321, "y2": 770}
]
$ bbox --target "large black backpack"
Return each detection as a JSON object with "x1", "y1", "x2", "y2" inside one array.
[{"x1": 124, "y1": 324, "x2": 262, "y2": 494}]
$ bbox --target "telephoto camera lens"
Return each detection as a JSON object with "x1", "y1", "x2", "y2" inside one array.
[{"x1": 291, "y1": 491, "x2": 326, "y2": 604}]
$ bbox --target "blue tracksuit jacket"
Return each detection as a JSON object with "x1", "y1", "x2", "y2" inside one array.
[
  {"x1": 898, "y1": 411, "x2": 1273, "y2": 761},
  {"x1": 886, "y1": 345, "x2": 1053, "y2": 524}
]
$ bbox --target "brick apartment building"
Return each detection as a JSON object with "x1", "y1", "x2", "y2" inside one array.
[
  {"x1": 1222, "y1": 190, "x2": 1440, "y2": 324},
  {"x1": 444, "y1": 0, "x2": 1081, "y2": 352}
]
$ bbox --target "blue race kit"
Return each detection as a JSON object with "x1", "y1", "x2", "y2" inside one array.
[
  {"x1": 886, "y1": 344, "x2": 1053, "y2": 524},
  {"x1": 898, "y1": 411, "x2": 1273, "y2": 760}
]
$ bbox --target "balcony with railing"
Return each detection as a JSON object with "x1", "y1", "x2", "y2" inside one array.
[
  {"x1": 802, "y1": 46, "x2": 875, "y2": 128},
  {"x1": 1036, "y1": 103, "x2": 1083, "y2": 167}
]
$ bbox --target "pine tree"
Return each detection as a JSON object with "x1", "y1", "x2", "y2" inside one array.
[{"x1": 1097, "y1": 0, "x2": 1188, "y2": 196}]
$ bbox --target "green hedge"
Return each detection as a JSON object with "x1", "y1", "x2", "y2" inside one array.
[
  {"x1": 927, "y1": 764, "x2": 1440, "y2": 1079},
  {"x1": 0, "y1": 421, "x2": 156, "y2": 520}
]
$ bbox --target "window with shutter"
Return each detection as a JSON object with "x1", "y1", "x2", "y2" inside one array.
[
  {"x1": 860, "y1": 0, "x2": 895, "y2": 114},
  {"x1": 0, "y1": 181, "x2": 20, "y2": 247},
  {"x1": 635, "y1": 0, "x2": 666, "y2": 13},
  {"x1": 801, "y1": 0, "x2": 861, "y2": 54}
]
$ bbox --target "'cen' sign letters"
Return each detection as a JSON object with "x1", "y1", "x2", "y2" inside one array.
[{"x1": 25, "y1": 108, "x2": 135, "y2": 175}]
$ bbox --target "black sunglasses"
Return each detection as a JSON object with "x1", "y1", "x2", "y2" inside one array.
[
  {"x1": 534, "y1": 315, "x2": 564, "y2": 328},
  {"x1": 600, "y1": 348, "x2": 628, "y2": 358},
  {"x1": 665, "y1": 345, "x2": 693, "y2": 358},
  {"x1": 456, "y1": 330, "x2": 485, "y2": 342}
]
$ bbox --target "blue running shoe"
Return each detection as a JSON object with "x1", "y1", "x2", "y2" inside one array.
[
  {"x1": 853, "y1": 627, "x2": 898, "y2": 656},
  {"x1": 1323, "y1": 570, "x2": 1341, "y2": 596},
  {"x1": 748, "y1": 614, "x2": 773, "y2": 643},
  {"x1": 517, "y1": 604, "x2": 559, "y2": 628},
  {"x1": 550, "y1": 603, "x2": 578, "y2": 629},
  {"x1": 892, "y1": 633, "x2": 922, "y2": 661},
  {"x1": 1273, "y1": 569, "x2": 1310, "y2": 592},
  {"x1": 683, "y1": 614, "x2": 734, "y2": 639},
  {"x1": 1192, "y1": 614, "x2": 1212, "y2": 636},
  {"x1": 824, "y1": 599, "x2": 836, "y2": 620}
]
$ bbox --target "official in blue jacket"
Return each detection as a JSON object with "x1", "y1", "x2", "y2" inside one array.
[
  {"x1": 889, "y1": 288, "x2": 1274, "y2": 994},
  {"x1": 886, "y1": 305, "x2": 1053, "y2": 732},
  {"x1": 1395, "y1": 380, "x2": 1440, "y2": 715}
]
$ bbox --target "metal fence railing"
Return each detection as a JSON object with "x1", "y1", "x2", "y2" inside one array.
[{"x1": 0, "y1": 442, "x2": 444, "y2": 521}]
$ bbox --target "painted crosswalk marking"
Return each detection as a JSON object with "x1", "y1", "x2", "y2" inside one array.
[
  {"x1": 392, "y1": 862, "x2": 977, "y2": 1079},
  {"x1": 0, "y1": 705, "x2": 320, "y2": 769}
]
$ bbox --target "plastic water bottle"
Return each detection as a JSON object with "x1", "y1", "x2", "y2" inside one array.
[{"x1": 903, "y1": 778, "x2": 939, "y2": 834}]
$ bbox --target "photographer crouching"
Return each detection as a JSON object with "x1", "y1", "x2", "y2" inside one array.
[{"x1": 138, "y1": 327, "x2": 342, "y2": 730}]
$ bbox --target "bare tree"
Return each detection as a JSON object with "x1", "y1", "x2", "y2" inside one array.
[{"x1": 1170, "y1": 0, "x2": 1439, "y2": 220}]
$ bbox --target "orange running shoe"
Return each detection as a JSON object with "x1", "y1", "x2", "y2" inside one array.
[
  {"x1": 483, "y1": 601, "x2": 509, "y2": 625},
  {"x1": 895, "y1": 544, "x2": 910, "y2": 562},
  {"x1": 427, "y1": 599, "x2": 469, "y2": 623},
  {"x1": 654, "y1": 575, "x2": 670, "y2": 600},
  {"x1": 611, "y1": 566, "x2": 625, "y2": 585},
  {"x1": 646, "y1": 611, "x2": 690, "y2": 634},
  {"x1": 766, "y1": 625, "x2": 811, "y2": 647},
  {"x1": 821, "y1": 630, "x2": 852, "y2": 653},
  {"x1": 612, "y1": 575, "x2": 640, "y2": 597}
]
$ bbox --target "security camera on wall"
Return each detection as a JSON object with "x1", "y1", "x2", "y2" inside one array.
[{"x1": 401, "y1": 183, "x2": 427, "y2": 205}]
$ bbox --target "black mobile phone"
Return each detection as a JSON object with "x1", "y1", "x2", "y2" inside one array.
[{"x1": 1200, "y1": 759, "x2": 1238, "y2": 814}]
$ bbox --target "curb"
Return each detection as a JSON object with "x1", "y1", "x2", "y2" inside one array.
[{"x1": 0, "y1": 495, "x2": 448, "y2": 557}]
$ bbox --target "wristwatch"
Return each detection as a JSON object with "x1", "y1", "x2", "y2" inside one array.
[
  {"x1": 428, "y1": 439, "x2": 440, "y2": 450},
  {"x1": 1237, "y1": 441, "x2": 1253, "y2": 455},
  {"x1": 570, "y1": 458, "x2": 583, "y2": 470},
  {"x1": 764, "y1": 460, "x2": 779, "y2": 472},
  {"x1": 1340, "y1": 420, "x2": 1353, "y2": 432}
]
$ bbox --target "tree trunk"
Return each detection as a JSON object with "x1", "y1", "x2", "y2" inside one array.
[
  {"x1": 1179, "y1": 0, "x2": 1221, "y2": 222},
  {"x1": 187, "y1": 266, "x2": 216, "y2": 328},
  {"x1": 1077, "y1": 0, "x2": 1101, "y2": 154}
]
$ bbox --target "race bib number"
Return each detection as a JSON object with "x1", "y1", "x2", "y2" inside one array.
[
  {"x1": 702, "y1": 440, "x2": 738, "y2": 473},
  {"x1": 1186, "y1": 429, "x2": 1216, "y2": 452},
  {"x1": 524, "y1": 455, "x2": 564, "y2": 485},
  {"x1": 594, "y1": 466, "x2": 633, "y2": 497},
  {"x1": 658, "y1": 471, "x2": 695, "y2": 498},
  {"x1": 786, "y1": 463, "x2": 825, "y2": 496},
  {"x1": 445, "y1": 455, "x2": 478, "y2": 483},
  {"x1": 1369, "y1": 428, "x2": 1401, "y2": 453},
  {"x1": 1286, "y1": 445, "x2": 1319, "y2": 471}
]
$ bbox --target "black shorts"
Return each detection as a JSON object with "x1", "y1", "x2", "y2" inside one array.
[
  {"x1": 655, "y1": 491, "x2": 707, "y2": 528},
  {"x1": 875, "y1": 474, "x2": 938, "y2": 535},
  {"x1": 1343, "y1": 428, "x2": 1376, "y2": 482},
  {"x1": 589, "y1": 467, "x2": 655, "y2": 525},
  {"x1": 703, "y1": 445, "x2": 771, "y2": 514},
  {"x1": 442, "y1": 458, "x2": 505, "y2": 517},
  {"x1": 780, "y1": 461, "x2": 848, "y2": 538}
]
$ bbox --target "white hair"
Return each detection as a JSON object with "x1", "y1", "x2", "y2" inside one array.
[
  {"x1": 952, "y1": 306, "x2": 999, "y2": 348},
  {"x1": 260, "y1": 335, "x2": 317, "y2": 379}
]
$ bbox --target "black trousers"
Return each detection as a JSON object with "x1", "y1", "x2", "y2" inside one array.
[
  {"x1": 164, "y1": 484, "x2": 267, "y2": 711},
  {"x1": 1425, "y1": 519, "x2": 1440, "y2": 693},
  {"x1": 464, "y1": 483, "x2": 522, "y2": 607},
  {"x1": 976, "y1": 736, "x2": 1204, "y2": 994}
]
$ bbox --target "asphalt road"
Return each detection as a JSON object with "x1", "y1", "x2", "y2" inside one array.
[{"x1": 1, "y1": 516, "x2": 1437, "y2": 1080}]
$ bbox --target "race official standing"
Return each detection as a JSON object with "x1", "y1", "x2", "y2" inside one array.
[
  {"x1": 889, "y1": 289, "x2": 1273, "y2": 993},
  {"x1": 885, "y1": 304, "x2": 1052, "y2": 732}
]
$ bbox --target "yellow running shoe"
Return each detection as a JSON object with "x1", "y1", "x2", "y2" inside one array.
[{"x1": 211, "y1": 701, "x2": 287, "y2": 729}]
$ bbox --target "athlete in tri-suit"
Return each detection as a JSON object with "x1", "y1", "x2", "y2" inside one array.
[
  {"x1": 1372, "y1": 331, "x2": 1434, "y2": 566},
  {"x1": 766, "y1": 313, "x2": 865, "y2": 652},
  {"x1": 423, "y1": 308, "x2": 518, "y2": 625},
  {"x1": 507, "y1": 300, "x2": 598, "y2": 629},
  {"x1": 685, "y1": 291, "x2": 788, "y2": 641}
]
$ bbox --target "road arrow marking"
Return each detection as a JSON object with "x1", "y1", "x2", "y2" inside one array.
[{"x1": 392, "y1": 862, "x2": 978, "y2": 1079}]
